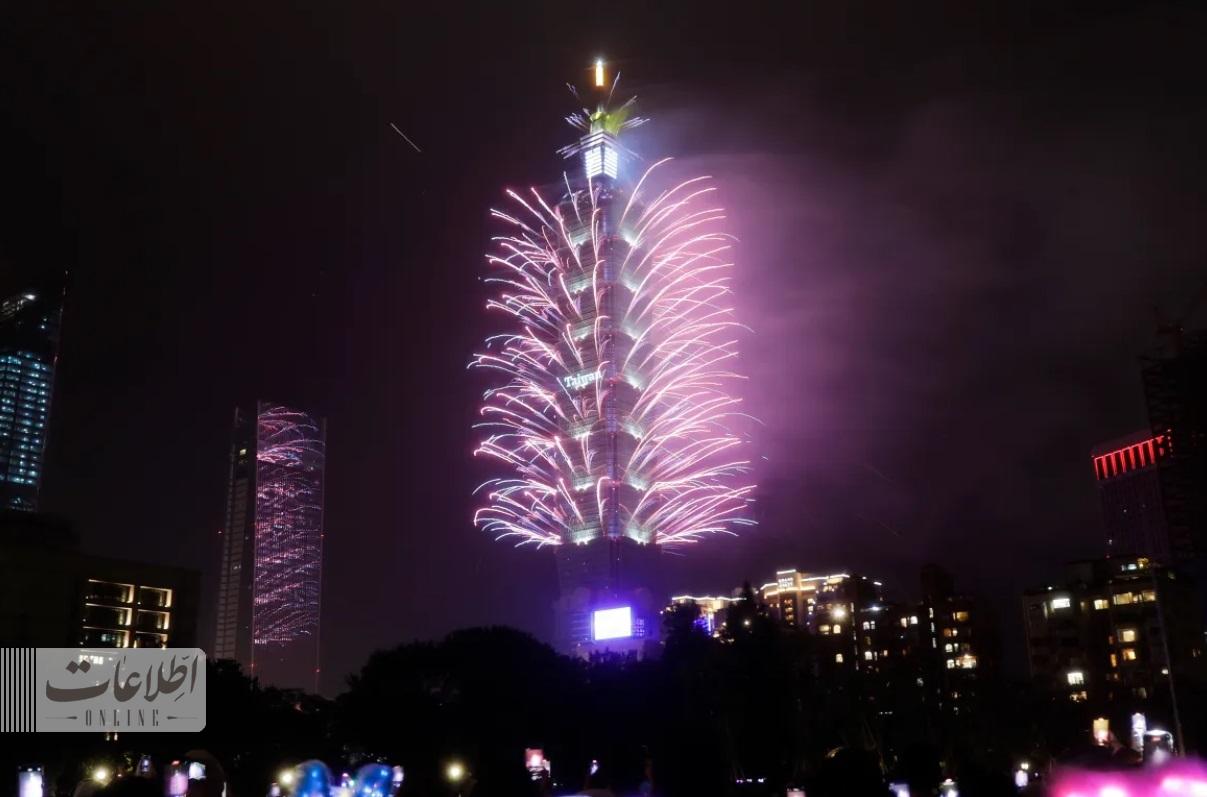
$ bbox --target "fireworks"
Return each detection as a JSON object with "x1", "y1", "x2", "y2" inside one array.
[{"x1": 471, "y1": 67, "x2": 754, "y2": 549}]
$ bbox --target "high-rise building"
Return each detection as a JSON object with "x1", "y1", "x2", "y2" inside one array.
[
  {"x1": 1022, "y1": 556, "x2": 1204, "y2": 733},
  {"x1": 1141, "y1": 330, "x2": 1207, "y2": 564},
  {"x1": 470, "y1": 61, "x2": 753, "y2": 657},
  {"x1": 1090, "y1": 432, "x2": 1171, "y2": 559},
  {"x1": 0, "y1": 282, "x2": 64, "y2": 512},
  {"x1": 214, "y1": 402, "x2": 325, "y2": 691}
]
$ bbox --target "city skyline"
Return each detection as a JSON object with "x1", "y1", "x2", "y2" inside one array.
[{"x1": 3, "y1": 2, "x2": 1207, "y2": 689}]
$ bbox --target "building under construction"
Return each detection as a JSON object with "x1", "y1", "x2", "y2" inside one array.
[{"x1": 1141, "y1": 329, "x2": 1207, "y2": 564}]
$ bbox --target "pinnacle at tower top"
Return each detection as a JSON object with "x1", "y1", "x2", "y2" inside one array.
[{"x1": 471, "y1": 60, "x2": 755, "y2": 655}]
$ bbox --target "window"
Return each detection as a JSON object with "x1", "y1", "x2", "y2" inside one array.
[
  {"x1": 944, "y1": 643, "x2": 954, "y2": 653},
  {"x1": 1067, "y1": 671, "x2": 1085, "y2": 686},
  {"x1": 832, "y1": 624, "x2": 842, "y2": 635},
  {"x1": 957, "y1": 655, "x2": 977, "y2": 669},
  {"x1": 1142, "y1": 590, "x2": 1157, "y2": 602},
  {"x1": 864, "y1": 651, "x2": 874, "y2": 661},
  {"x1": 1110, "y1": 653, "x2": 1118, "y2": 668},
  {"x1": 1122, "y1": 648, "x2": 1137, "y2": 661},
  {"x1": 819, "y1": 625, "x2": 830, "y2": 634},
  {"x1": 1070, "y1": 690, "x2": 1088, "y2": 702},
  {"x1": 899, "y1": 617, "x2": 909, "y2": 628},
  {"x1": 943, "y1": 627, "x2": 958, "y2": 638},
  {"x1": 910, "y1": 615, "x2": 918, "y2": 625},
  {"x1": 953, "y1": 610, "x2": 970, "y2": 622},
  {"x1": 1120, "y1": 628, "x2": 1137, "y2": 643},
  {"x1": 946, "y1": 658, "x2": 955, "y2": 669},
  {"x1": 1093, "y1": 598, "x2": 1109, "y2": 610},
  {"x1": 1114, "y1": 592, "x2": 1134, "y2": 606},
  {"x1": 835, "y1": 653, "x2": 844, "y2": 664},
  {"x1": 1050, "y1": 597, "x2": 1071, "y2": 610}
]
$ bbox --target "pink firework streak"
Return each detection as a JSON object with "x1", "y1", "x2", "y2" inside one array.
[
  {"x1": 1050, "y1": 761, "x2": 1207, "y2": 796},
  {"x1": 471, "y1": 156, "x2": 756, "y2": 548}
]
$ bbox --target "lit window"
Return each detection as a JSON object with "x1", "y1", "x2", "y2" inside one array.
[
  {"x1": 944, "y1": 643, "x2": 954, "y2": 653},
  {"x1": 832, "y1": 624, "x2": 842, "y2": 635},
  {"x1": 1070, "y1": 690, "x2": 1088, "y2": 702},
  {"x1": 835, "y1": 653, "x2": 844, "y2": 664},
  {"x1": 1067, "y1": 670, "x2": 1085, "y2": 686},
  {"x1": 864, "y1": 651, "x2": 873, "y2": 661},
  {"x1": 1122, "y1": 648, "x2": 1137, "y2": 661},
  {"x1": 946, "y1": 658, "x2": 955, "y2": 669},
  {"x1": 943, "y1": 627, "x2": 957, "y2": 638},
  {"x1": 953, "y1": 610, "x2": 970, "y2": 622},
  {"x1": 1093, "y1": 598, "x2": 1109, "y2": 610},
  {"x1": 862, "y1": 621, "x2": 871, "y2": 630},
  {"x1": 819, "y1": 624, "x2": 830, "y2": 634},
  {"x1": 1142, "y1": 590, "x2": 1157, "y2": 602},
  {"x1": 1110, "y1": 654, "x2": 1117, "y2": 668},
  {"x1": 1113, "y1": 593, "x2": 1134, "y2": 606},
  {"x1": 957, "y1": 655, "x2": 977, "y2": 669},
  {"x1": 1050, "y1": 597, "x2": 1071, "y2": 610},
  {"x1": 899, "y1": 617, "x2": 909, "y2": 628},
  {"x1": 1120, "y1": 628, "x2": 1137, "y2": 643},
  {"x1": 910, "y1": 615, "x2": 918, "y2": 625}
]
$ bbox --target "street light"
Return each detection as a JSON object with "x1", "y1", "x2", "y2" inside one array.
[
  {"x1": 92, "y1": 767, "x2": 112, "y2": 786},
  {"x1": 278, "y1": 770, "x2": 296, "y2": 789},
  {"x1": 445, "y1": 762, "x2": 465, "y2": 784}
]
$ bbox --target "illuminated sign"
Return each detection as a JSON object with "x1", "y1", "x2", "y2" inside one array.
[
  {"x1": 561, "y1": 371, "x2": 599, "y2": 391},
  {"x1": 592, "y1": 606, "x2": 633, "y2": 641}
]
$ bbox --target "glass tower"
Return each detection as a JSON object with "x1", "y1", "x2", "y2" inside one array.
[
  {"x1": 0, "y1": 283, "x2": 63, "y2": 512},
  {"x1": 214, "y1": 401, "x2": 325, "y2": 691}
]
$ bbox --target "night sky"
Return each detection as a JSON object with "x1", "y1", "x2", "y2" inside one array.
[{"x1": 3, "y1": 2, "x2": 1206, "y2": 692}]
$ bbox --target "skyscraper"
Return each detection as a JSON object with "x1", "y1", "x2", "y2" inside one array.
[
  {"x1": 1091, "y1": 431, "x2": 1171, "y2": 560},
  {"x1": 471, "y1": 61, "x2": 754, "y2": 656},
  {"x1": 0, "y1": 282, "x2": 63, "y2": 512},
  {"x1": 214, "y1": 402, "x2": 325, "y2": 691}
]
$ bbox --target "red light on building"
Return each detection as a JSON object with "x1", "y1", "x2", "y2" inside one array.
[{"x1": 1092, "y1": 434, "x2": 1171, "y2": 481}]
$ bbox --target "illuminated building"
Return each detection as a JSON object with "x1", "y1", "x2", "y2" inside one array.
[
  {"x1": 0, "y1": 281, "x2": 64, "y2": 512},
  {"x1": 214, "y1": 402, "x2": 326, "y2": 690},
  {"x1": 76, "y1": 561, "x2": 198, "y2": 648},
  {"x1": 665, "y1": 594, "x2": 744, "y2": 635},
  {"x1": 0, "y1": 510, "x2": 199, "y2": 647},
  {"x1": 470, "y1": 60, "x2": 754, "y2": 656},
  {"x1": 1142, "y1": 330, "x2": 1207, "y2": 563},
  {"x1": 1091, "y1": 431, "x2": 1171, "y2": 559},
  {"x1": 1022, "y1": 556, "x2": 1204, "y2": 723},
  {"x1": 760, "y1": 569, "x2": 885, "y2": 670}
]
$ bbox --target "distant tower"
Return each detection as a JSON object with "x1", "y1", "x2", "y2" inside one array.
[
  {"x1": 1090, "y1": 431, "x2": 1172, "y2": 560},
  {"x1": 471, "y1": 60, "x2": 754, "y2": 656},
  {"x1": 0, "y1": 280, "x2": 64, "y2": 512},
  {"x1": 214, "y1": 402, "x2": 326, "y2": 691}
]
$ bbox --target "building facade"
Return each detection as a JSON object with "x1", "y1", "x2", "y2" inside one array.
[
  {"x1": 0, "y1": 510, "x2": 200, "y2": 647},
  {"x1": 1091, "y1": 431, "x2": 1172, "y2": 560},
  {"x1": 1022, "y1": 556, "x2": 1204, "y2": 728},
  {"x1": 1141, "y1": 330, "x2": 1207, "y2": 564},
  {"x1": 214, "y1": 402, "x2": 326, "y2": 691},
  {"x1": 0, "y1": 282, "x2": 64, "y2": 512}
]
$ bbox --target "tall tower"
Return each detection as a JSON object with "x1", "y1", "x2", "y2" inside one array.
[
  {"x1": 0, "y1": 280, "x2": 64, "y2": 512},
  {"x1": 214, "y1": 402, "x2": 326, "y2": 690},
  {"x1": 472, "y1": 61, "x2": 754, "y2": 656}
]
